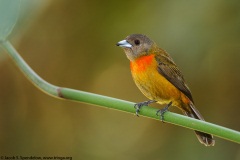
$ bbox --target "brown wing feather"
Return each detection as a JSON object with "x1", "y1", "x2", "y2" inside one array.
[{"x1": 155, "y1": 51, "x2": 194, "y2": 103}]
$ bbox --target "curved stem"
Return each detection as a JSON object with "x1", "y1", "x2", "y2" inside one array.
[
  {"x1": 1, "y1": 40, "x2": 240, "y2": 144},
  {"x1": 0, "y1": 41, "x2": 58, "y2": 96}
]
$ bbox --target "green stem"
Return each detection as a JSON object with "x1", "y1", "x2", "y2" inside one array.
[
  {"x1": 0, "y1": 40, "x2": 58, "y2": 96},
  {"x1": 1, "y1": 40, "x2": 240, "y2": 144}
]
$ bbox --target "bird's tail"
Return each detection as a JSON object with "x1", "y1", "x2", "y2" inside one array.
[{"x1": 183, "y1": 102, "x2": 215, "y2": 146}]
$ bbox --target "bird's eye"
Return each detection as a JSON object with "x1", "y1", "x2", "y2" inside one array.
[{"x1": 134, "y1": 39, "x2": 140, "y2": 45}]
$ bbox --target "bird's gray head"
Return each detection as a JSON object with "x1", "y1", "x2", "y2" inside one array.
[{"x1": 116, "y1": 34, "x2": 155, "y2": 61}]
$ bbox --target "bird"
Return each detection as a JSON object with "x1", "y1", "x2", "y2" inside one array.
[{"x1": 116, "y1": 34, "x2": 215, "y2": 146}]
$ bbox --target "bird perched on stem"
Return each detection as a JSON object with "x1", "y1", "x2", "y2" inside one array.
[{"x1": 116, "y1": 34, "x2": 215, "y2": 146}]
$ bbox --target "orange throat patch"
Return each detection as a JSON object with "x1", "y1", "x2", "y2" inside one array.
[{"x1": 130, "y1": 54, "x2": 155, "y2": 73}]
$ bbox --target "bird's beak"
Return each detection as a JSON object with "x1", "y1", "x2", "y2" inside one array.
[{"x1": 116, "y1": 40, "x2": 132, "y2": 48}]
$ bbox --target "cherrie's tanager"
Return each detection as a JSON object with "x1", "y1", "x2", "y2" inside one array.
[{"x1": 116, "y1": 34, "x2": 214, "y2": 146}]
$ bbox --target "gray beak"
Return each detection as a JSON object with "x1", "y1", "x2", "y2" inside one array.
[{"x1": 116, "y1": 40, "x2": 132, "y2": 48}]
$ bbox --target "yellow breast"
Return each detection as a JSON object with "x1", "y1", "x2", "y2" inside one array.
[{"x1": 130, "y1": 54, "x2": 181, "y2": 104}]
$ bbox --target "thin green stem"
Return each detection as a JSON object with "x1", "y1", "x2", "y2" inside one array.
[
  {"x1": 1, "y1": 40, "x2": 240, "y2": 144},
  {"x1": 1, "y1": 40, "x2": 58, "y2": 96}
]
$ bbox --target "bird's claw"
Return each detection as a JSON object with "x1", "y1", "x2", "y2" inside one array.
[
  {"x1": 156, "y1": 108, "x2": 168, "y2": 122},
  {"x1": 134, "y1": 104, "x2": 141, "y2": 117},
  {"x1": 156, "y1": 101, "x2": 172, "y2": 122},
  {"x1": 134, "y1": 100, "x2": 156, "y2": 117}
]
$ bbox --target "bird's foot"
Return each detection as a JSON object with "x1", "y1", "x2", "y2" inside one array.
[
  {"x1": 134, "y1": 100, "x2": 156, "y2": 117},
  {"x1": 156, "y1": 101, "x2": 172, "y2": 122}
]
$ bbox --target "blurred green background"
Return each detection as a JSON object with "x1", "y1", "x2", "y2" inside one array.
[{"x1": 1, "y1": 0, "x2": 240, "y2": 159}]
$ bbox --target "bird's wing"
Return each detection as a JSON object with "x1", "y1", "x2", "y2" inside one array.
[{"x1": 155, "y1": 52, "x2": 194, "y2": 102}]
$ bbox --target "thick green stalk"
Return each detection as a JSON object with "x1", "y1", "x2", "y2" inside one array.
[{"x1": 1, "y1": 40, "x2": 240, "y2": 144}]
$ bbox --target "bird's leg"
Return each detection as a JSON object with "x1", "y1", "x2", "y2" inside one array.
[
  {"x1": 156, "y1": 101, "x2": 172, "y2": 122},
  {"x1": 134, "y1": 100, "x2": 157, "y2": 117}
]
